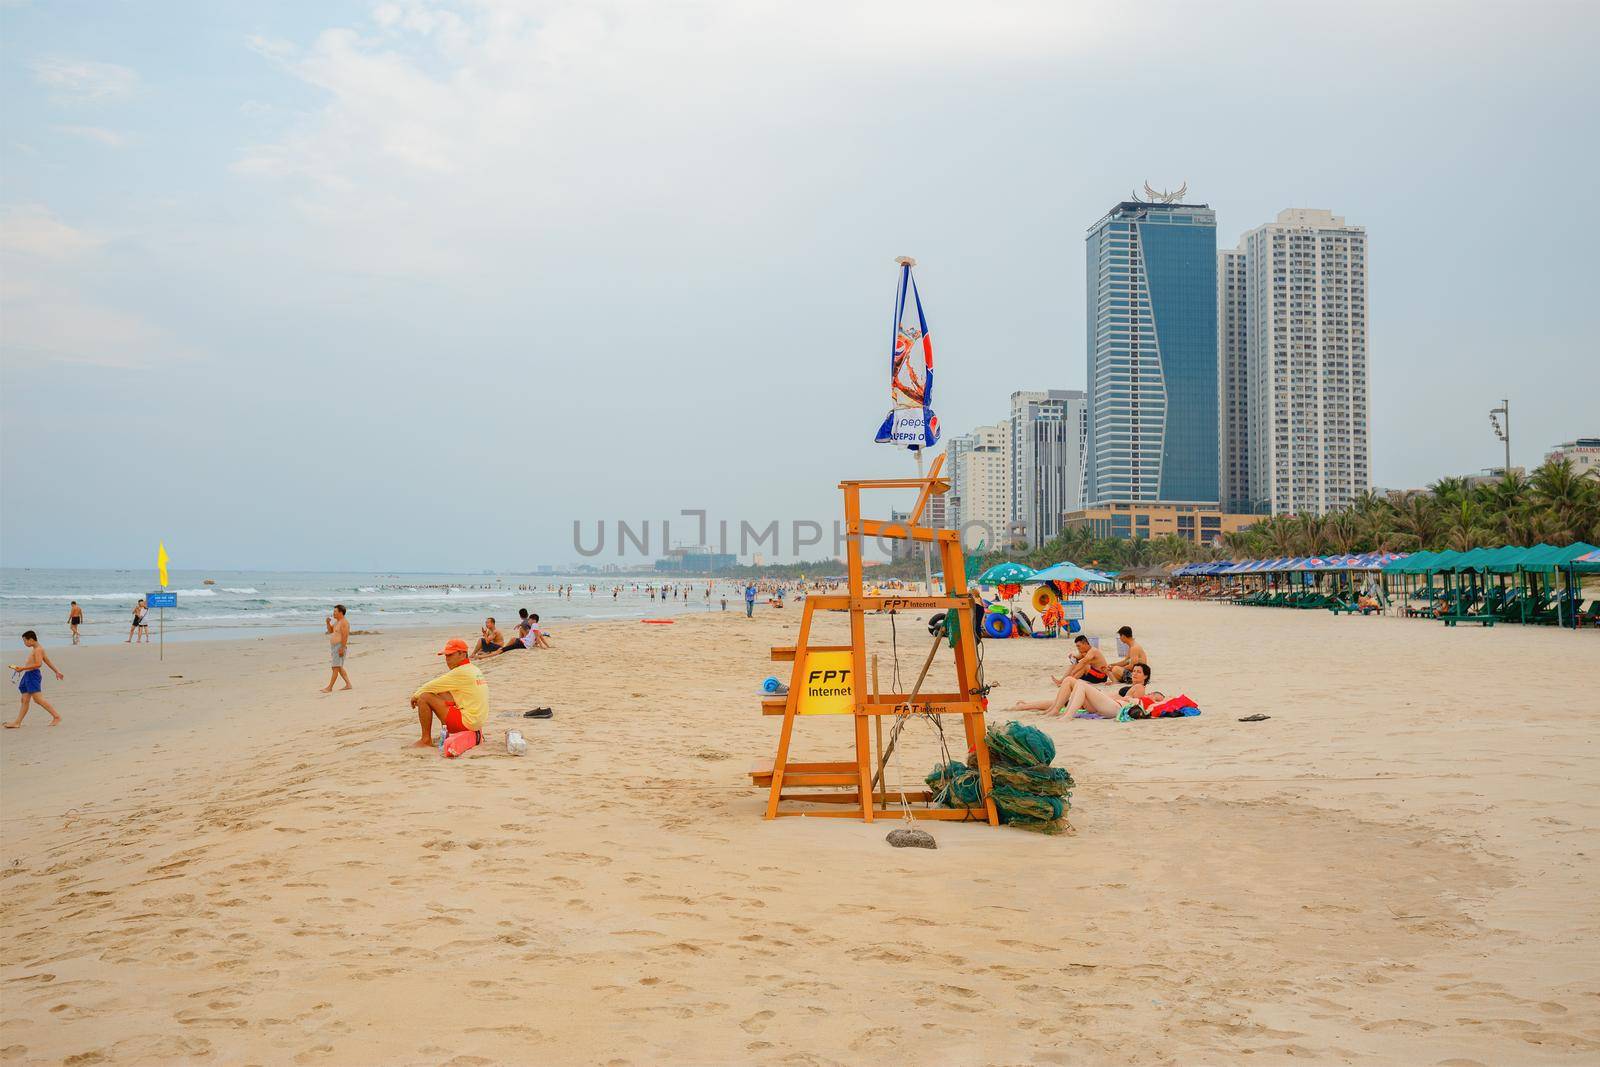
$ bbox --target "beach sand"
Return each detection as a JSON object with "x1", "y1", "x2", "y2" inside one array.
[{"x1": 2, "y1": 599, "x2": 1597, "y2": 1064}]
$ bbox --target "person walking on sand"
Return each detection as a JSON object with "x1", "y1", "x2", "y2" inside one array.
[
  {"x1": 409, "y1": 638, "x2": 488, "y2": 748},
  {"x1": 6, "y1": 630, "x2": 63, "y2": 728},
  {"x1": 68, "y1": 602, "x2": 84, "y2": 645},
  {"x1": 744, "y1": 582, "x2": 757, "y2": 618},
  {"x1": 126, "y1": 599, "x2": 147, "y2": 643},
  {"x1": 321, "y1": 604, "x2": 352, "y2": 692}
]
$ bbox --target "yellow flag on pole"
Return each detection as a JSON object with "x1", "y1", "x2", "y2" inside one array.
[{"x1": 157, "y1": 542, "x2": 170, "y2": 589}]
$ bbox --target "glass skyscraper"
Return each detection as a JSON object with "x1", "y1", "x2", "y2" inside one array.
[{"x1": 1085, "y1": 200, "x2": 1219, "y2": 504}]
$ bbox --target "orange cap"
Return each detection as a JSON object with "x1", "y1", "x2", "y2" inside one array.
[{"x1": 437, "y1": 638, "x2": 470, "y2": 657}]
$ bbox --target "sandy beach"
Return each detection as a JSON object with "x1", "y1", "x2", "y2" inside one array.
[{"x1": 2, "y1": 599, "x2": 1597, "y2": 1065}]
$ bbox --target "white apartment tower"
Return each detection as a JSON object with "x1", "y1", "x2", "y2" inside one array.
[
  {"x1": 1217, "y1": 246, "x2": 1250, "y2": 512},
  {"x1": 1220, "y1": 209, "x2": 1370, "y2": 515},
  {"x1": 947, "y1": 421, "x2": 1012, "y2": 551},
  {"x1": 1010, "y1": 389, "x2": 1088, "y2": 547}
]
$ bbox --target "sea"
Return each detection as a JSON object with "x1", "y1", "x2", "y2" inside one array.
[{"x1": 0, "y1": 568, "x2": 739, "y2": 646}]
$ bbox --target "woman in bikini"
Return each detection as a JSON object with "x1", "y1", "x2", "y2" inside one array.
[{"x1": 1012, "y1": 663, "x2": 1162, "y2": 719}]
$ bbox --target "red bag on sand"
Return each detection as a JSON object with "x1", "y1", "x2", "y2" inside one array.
[
  {"x1": 1148, "y1": 695, "x2": 1200, "y2": 718},
  {"x1": 442, "y1": 730, "x2": 481, "y2": 758}
]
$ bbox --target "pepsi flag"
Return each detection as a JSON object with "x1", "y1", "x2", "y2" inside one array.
[{"x1": 874, "y1": 259, "x2": 939, "y2": 450}]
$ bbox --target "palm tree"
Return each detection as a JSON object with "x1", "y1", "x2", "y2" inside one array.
[
  {"x1": 1263, "y1": 518, "x2": 1298, "y2": 557},
  {"x1": 1441, "y1": 498, "x2": 1488, "y2": 551},
  {"x1": 1219, "y1": 529, "x2": 1260, "y2": 559},
  {"x1": 1428, "y1": 476, "x2": 1472, "y2": 508},
  {"x1": 1391, "y1": 494, "x2": 1443, "y2": 551},
  {"x1": 1324, "y1": 513, "x2": 1363, "y2": 553},
  {"x1": 1530, "y1": 459, "x2": 1600, "y2": 542}
]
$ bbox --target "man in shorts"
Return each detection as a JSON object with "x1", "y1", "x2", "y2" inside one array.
[
  {"x1": 409, "y1": 638, "x2": 489, "y2": 748},
  {"x1": 1106, "y1": 625, "x2": 1148, "y2": 683},
  {"x1": 1056, "y1": 634, "x2": 1110, "y2": 685},
  {"x1": 6, "y1": 630, "x2": 64, "y2": 728},
  {"x1": 322, "y1": 604, "x2": 352, "y2": 692},
  {"x1": 474, "y1": 617, "x2": 505, "y2": 656}
]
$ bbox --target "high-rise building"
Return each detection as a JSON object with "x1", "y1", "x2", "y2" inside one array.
[
  {"x1": 1223, "y1": 209, "x2": 1369, "y2": 515},
  {"x1": 1085, "y1": 199, "x2": 1219, "y2": 506},
  {"x1": 1218, "y1": 246, "x2": 1250, "y2": 512},
  {"x1": 1010, "y1": 390, "x2": 1087, "y2": 547},
  {"x1": 947, "y1": 421, "x2": 1012, "y2": 550}
]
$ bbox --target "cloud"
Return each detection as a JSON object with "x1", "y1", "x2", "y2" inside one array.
[
  {"x1": 0, "y1": 206, "x2": 194, "y2": 368},
  {"x1": 0, "y1": 204, "x2": 103, "y2": 259},
  {"x1": 232, "y1": 0, "x2": 1117, "y2": 276},
  {"x1": 30, "y1": 57, "x2": 140, "y2": 103},
  {"x1": 55, "y1": 124, "x2": 132, "y2": 147}
]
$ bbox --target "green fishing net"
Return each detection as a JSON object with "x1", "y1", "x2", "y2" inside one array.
[
  {"x1": 990, "y1": 764, "x2": 1075, "y2": 797},
  {"x1": 991, "y1": 785, "x2": 1063, "y2": 822},
  {"x1": 924, "y1": 720, "x2": 1073, "y2": 832},
  {"x1": 984, "y1": 721, "x2": 1056, "y2": 766}
]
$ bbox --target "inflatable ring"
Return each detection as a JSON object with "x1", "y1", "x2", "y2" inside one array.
[
  {"x1": 1032, "y1": 586, "x2": 1060, "y2": 614},
  {"x1": 1067, "y1": 618, "x2": 1081, "y2": 634},
  {"x1": 982, "y1": 614, "x2": 1013, "y2": 639}
]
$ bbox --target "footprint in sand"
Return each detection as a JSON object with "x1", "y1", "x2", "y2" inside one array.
[{"x1": 740, "y1": 1010, "x2": 775, "y2": 1034}]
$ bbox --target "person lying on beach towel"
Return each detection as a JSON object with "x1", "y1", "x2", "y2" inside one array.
[
  {"x1": 1058, "y1": 634, "x2": 1110, "y2": 684},
  {"x1": 1013, "y1": 663, "x2": 1159, "y2": 719}
]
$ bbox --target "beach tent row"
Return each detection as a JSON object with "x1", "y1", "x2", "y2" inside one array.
[
  {"x1": 1172, "y1": 553, "x2": 1403, "y2": 578},
  {"x1": 1380, "y1": 543, "x2": 1597, "y2": 575}
]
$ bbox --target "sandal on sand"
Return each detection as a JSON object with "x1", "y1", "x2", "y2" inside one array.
[
  {"x1": 1237, "y1": 714, "x2": 1270, "y2": 722},
  {"x1": 523, "y1": 708, "x2": 553, "y2": 719}
]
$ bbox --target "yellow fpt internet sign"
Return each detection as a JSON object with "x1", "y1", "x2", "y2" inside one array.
[{"x1": 797, "y1": 650, "x2": 856, "y2": 715}]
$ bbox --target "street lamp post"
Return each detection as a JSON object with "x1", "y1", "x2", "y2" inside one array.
[{"x1": 1489, "y1": 398, "x2": 1510, "y2": 476}]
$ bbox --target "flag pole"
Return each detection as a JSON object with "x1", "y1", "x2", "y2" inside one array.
[
  {"x1": 914, "y1": 448, "x2": 935, "y2": 594},
  {"x1": 894, "y1": 255, "x2": 937, "y2": 595}
]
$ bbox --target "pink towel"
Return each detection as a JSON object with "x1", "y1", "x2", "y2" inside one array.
[{"x1": 442, "y1": 730, "x2": 480, "y2": 758}]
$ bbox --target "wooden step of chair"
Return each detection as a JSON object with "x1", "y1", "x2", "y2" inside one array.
[
  {"x1": 748, "y1": 760, "x2": 861, "y2": 788},
  {"x1": 769, "y1": 643, "x2": 852, "y2": 662}
]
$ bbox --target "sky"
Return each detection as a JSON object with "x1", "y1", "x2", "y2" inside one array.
[{"x1": 2, "y1": 0, "x2": 1596, "y2": 571}]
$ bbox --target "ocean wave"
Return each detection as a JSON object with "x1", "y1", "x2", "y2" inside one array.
[
  {"x1": 220, "y1": 587, "x2": 260, "y2": 594},
  {"x1": 0, "y1": 585, "x2": 240, "y2": 601},
  {"x1": 269, "y1": 591, "x2": 515, "y2": 604},
  {"x1": 3, "y1": 591, "x2": 143, "y2": 601}
]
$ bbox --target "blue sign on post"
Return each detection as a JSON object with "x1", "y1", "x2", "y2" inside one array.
[
  {"x1": 1061, "y1": 600, "x2": 1085, "y2": 621},
  {"x1": 147, "y1": 592, "x2": 177, "y2": 608}
]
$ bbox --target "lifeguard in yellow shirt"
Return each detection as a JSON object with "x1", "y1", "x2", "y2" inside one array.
[{"x1": 409, "y1": 638, "x2": 489, "y2": 748}]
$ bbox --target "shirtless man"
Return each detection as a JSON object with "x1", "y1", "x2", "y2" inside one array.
[
  {"x1": 68, "y1": 602, "x2": 84, "y2": 645},
  {"x1": 321, "y1": 604, "x2": 352, "y2": 692},
  {"x1": 6, "y1": 630, "x2": 63, "y2": 728},
  {"x1": 1106, "y1": 625, "x2": 1149, "y2": 683},
  {"x1": 474, "y1": 617, "x2": 506, "y2": 656},
  {"x1": 1057, "y1": 634, "x2": 1110, "y2": 685}
]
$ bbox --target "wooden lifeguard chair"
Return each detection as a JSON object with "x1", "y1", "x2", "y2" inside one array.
[{"x1": 749, "y1": 455, "x2": 1000, "y2": 824}]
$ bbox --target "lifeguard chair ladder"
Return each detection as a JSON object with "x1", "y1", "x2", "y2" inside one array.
[{"x1": 749, "y1": 455, "x2": 999, "y2": 824}]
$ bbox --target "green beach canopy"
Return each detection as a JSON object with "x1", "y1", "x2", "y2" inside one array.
[
  {"x1": 1524, "y1": 541, "x2": 1599, "y2": 572},
  {"x1": 1383, "y1": 542, "x2": 1598, "y2": 576},
  {"x1": 1383, "y1": 551, "x2": 1431, "y2": 574}
]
